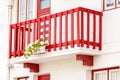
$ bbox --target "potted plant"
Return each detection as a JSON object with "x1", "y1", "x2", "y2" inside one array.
[{"x1": 24, "y1": 38, "x2": 48, "y2": 58}]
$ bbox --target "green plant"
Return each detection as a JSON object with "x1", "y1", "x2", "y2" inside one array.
[{"x1": 24, "y1": 38, "x2": 48, "y2": 58}]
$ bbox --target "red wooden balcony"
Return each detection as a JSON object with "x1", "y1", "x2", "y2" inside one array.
[{"x1": 9, "y1": 7, "x2": 103, "y2": 58}]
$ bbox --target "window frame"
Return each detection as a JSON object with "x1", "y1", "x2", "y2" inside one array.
[
  {"x1": 17, "y1": 76, "x2": 29, "y2": 80},
  {"x1": 37, "y1": 0, "x2": 51, "y2": 17},
  {"x1": 92, "y1": 66, "x2": 120, "y2": 80},
  {"x1": 17, "y1": 0, "x2": 33, "y2": 22}
]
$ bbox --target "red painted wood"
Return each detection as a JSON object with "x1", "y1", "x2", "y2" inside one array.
[
  {"x1": 14, "y1": 25, "x2": 17, "y2": 57},
  {"x1": 92, "y1": 66, "x2": 120, "y2": 80},
  {"x1": 23, "y1": 22, "x2": 26, "y2": 51},
  {"x1": 43, "y1": 17, "x2": 46, "y2": 38},
  {"x1": 24, "y1": 63, "x2": 39, "y2": 73},
  {"x1": 54, "y1": 14, "x2": 57, "y2": 51},
  {"x1": 77, "y1": 9, "x2": 80, "y2": 47},
  {"x1": 9, "y1": 7, "x2": 103, "y2": 58},
  {"x1": 81, "y1": 11, "x2": 84, "y2": 47},
  {"x1": 17, "y1": 76, "x2": 29, "y2": 80},
  {"x1": 37, "y1": 18, "x2": 41, "y2": 40},
  {"x1": 33, "y1": 20, "x2": 36, "y2": 42},
  {"x1": 71, "y1": 10, "x2": 74, "y2": 48},
  {"x1": 93, "y1": 14, "x2": 96, "y2": 49},
  {"x1": 65, "y1": 12, "x2": 68, "y2": 49},
  {"x1": 9, "y1": 25, "x2": 12, "y2": 58},
  {"x1": 18, "y1": 23, "x2": 21, "y2": 56},
  {"x1": 76, "y1": 54, "x2": 93, "y2": 66},
  {"x1": 37, "y1": 0, "x2": 50, "y2": 17},
  {"x1": 48, "y1": 16, "x2": 51, "y2": 52},
  {"x1": 38, "y1": 74, "x2": 50, "y2": 80},
  {"x1": 27, "y1": 21, "x2": 31, "y2": 44},
  {"x1": 87, "y1": 12, "x2": 90, "y2": 48},
  {"x1": 59, "y1": 13, "x2": 62, "y2": 50},
  {"x1": 99, "y1": 15, "x2": 102, "y2": 50}
]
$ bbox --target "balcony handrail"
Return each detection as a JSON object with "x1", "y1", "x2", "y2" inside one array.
[{"x1": 9, "y1": 7, "x2": 103, "y2": 58}]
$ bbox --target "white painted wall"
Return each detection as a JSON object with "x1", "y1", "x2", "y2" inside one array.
[
  {"x1": 10, "y1": 58, "x2": 92, "y2": 80},
  {"x1": 102, "y1": 9, "x2": 120, "y2": 54},
  {"x1": 0, "y1": 0, "x2": 9, "y2": 80},
  {"x1": 94, "y1": 52, "x2": 120, "y2": 69}
]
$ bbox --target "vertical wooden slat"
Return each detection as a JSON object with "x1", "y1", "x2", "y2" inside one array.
[
  {"x1": 65, "y1": 12, "x2": 68, "y2": 49},
  {"x1": 9, "y1": 25, "x2": 12, "y2": 58},
  {"x1": 71, "y1": 10, "x2": 74, "y2": 48},
  {"x1": 37, "y1": 18, "x2": 41, "y2": 40},
  {"x1": 33, "y1": 20, "x2": 36, "y2": 42},
  {"x1": 59, "y1": 13, "x2": 62, "y2": 50},
  {"x1": 81, "y1": 11, "x2": 84, "y2": 47},
  {"x1": 54, "y1": 14, "x2": 57, "y2": 51},
  {"x1": 18, "y1": 23, "x2": 21, "y2": 56},
  {"x1": 27, "y1": 21, "x2": 31, "y2": 45},
  {"x1": 77, "y1": 9, "x2": 80, "y2": 47},
  {"x1": 23, "y1": 22, "x2": 26, "y2": 51},
  {"x1": 99, "y1": 15, "x2": 102, "y2": 50},
  {"x1": 14, "y1": 24, "x2": 17, "y2": 57},
  {"x1": 43, "y1": 17, "x2": 46, "y2": 39},
  {"x1": 93, "y1": 14, "x2": 96, "y2": 49},
  {"x1": 48, "y1": 16, "x2": 51, "y2": 52},
  {"x1": 87, "y1": 12, "x2": 90, "y2": 48}
]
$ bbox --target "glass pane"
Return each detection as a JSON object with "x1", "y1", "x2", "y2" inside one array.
[
  {"x1": 28, "y1": 0, "x2": 33, "y2": 19},
  {"x1": 111, "y1": 71, "x2": 120, "y2": 80},
  {"x1": 41, "y1": 0, "x2": 50, "y2": 9},
  {"x1": 19, "y1": 0, "x2": 26, "y2": 22},
  {"x1": 95, "y1": 73, "x2": 106, "y2": 80}
]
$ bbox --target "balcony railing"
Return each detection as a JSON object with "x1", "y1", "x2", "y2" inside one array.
[{"x1": 9, "y1": 7, "x2": 103, "y2": 58}]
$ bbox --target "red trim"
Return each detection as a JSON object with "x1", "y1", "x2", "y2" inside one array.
[
  {"x1": 24, "y1": 63, "x2": 39, "y2": 73},
  {"x1": 92, "y1": 66, "x2": 120, "y2": 80},
  {"x1": 76, "y1": 54, "x2": 93, "y2": 66},
  {"x1": 37, "y1": 0, "x2": 51, "y2": 17},
  {"x1": 17, "y1": 76, "x2": 29, "y2": 80},
  {"x1": 38, "y1": 74, "x2": 50, "y2": 80}
]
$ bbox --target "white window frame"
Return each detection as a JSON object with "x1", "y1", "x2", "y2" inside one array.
[
  {"x1": 109, "y1": 69, "x2": 120, "y2": 80},
  {"x1": 94, "y1": 71, "x2": 107, "y2": 80}
]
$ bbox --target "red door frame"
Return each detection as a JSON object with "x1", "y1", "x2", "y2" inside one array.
[
  {"x1": 38, "y1": 74, "x2": 50, "y2": 80},
  {"x1": 37, "y1": 0, "x2": 51, "y2": 17},
  {"x1": 91, "y1": 66, "x2": 120, "y2": 80},
  {"x1": 17, "y1": 76, "x2": 29, "y2": 80}
]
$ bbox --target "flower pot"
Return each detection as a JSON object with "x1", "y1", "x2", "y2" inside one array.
[{"x1": 33, "y1": 46, "x2": 46, "y2": 55}]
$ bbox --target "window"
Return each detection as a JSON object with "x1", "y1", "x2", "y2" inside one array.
[
  {"x1": 37, "y1": 0, "x2": 50, "y2": 17},
  {"x1": 18, "y1": 0, "x2": 33, "y2": 22},
  {"x1": 110, "y1": 69, "x2": 120, "y2": 80},
  {"x1": 94, "y1": 71, "x2": 107, "y2": 80},
  {"x1": 92, "y1": 66, "x2": 120, "y2": 80},
  {"x1": 17, "y1": 76, "x2": 29, "y2": 80}
]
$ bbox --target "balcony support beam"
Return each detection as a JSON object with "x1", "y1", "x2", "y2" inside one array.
[
  {"x1": 76, "y1": 54, "x2": 93, "y2": 66},
  {"x1": 24, "y1": 63, "x2": 39, "y2": 73}
]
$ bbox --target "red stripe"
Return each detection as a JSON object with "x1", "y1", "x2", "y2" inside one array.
[
  {"x1": 77, "y1": 9, "x2": 80, "y2": 47},
  {"x1": 43, "y1": 17, "x2": 46, "y2": 38},
  {"x1": 65, "y1": 12, "x2": 68, "y2": 49},
  {"x1": 9, "y1": 25, "x2": 12, "y2": 58},
  {"x1": 54, "y1": 14, "x2": 57, "y2": 51},
  {"x1": 18, "y1": 23, "x2": 21, "y2": 56},
  {"x1": 48, "y1": 16, "x2": 51, "y2": 52},
  {"x1": 87, "y1": 12, "x2": 90, "y2": 48},
  {"x1": 81, "y1": 11, "x2": 84, "y2": 47},
  {"x1": 59, "y1": 13, "x2": 62, "y2": 50},
  {"x1": 71, "y1": 10, "x2": 74, "y2": 48},
  {"x1": 99, "y1": 15, "x2": 102, "y2": 50},
  {"x1": 27, "y1": 21, "x2": 31, "y2": 44},
  {"x1": 14, "y1": 25, "x2": 17, "y2": 57},
  {"x1": 37, "y1": 18, "x2": 41, "y2": 40},
  {"x1": 93, "y1": 14, "x2": 96, "y2": 49}
]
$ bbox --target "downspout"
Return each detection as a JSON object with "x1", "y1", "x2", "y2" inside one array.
[{"x1": 8, "y1": 0, "x2": 14, "y2": 80}]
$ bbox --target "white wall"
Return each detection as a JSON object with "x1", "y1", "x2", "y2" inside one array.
[
  {"x1": 102, "y1": 9, "x2": 120, "y2": 54},
  {"x1": 0, "y1": 0, "x2": 9, "y2": 80},
  {"x1": 51, "y1": 0, "x2": 101, "y2": 14},
  {"x1": 94, "y1": 52, "x2": 120, "y2": 69},
  {"x1": 10, "y1": 58, "x2": 92, "y2": 80}
]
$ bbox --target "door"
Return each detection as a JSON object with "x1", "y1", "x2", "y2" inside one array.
[{"x1": 38, "y1": 74, "x2": 50, "y2": 80}]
